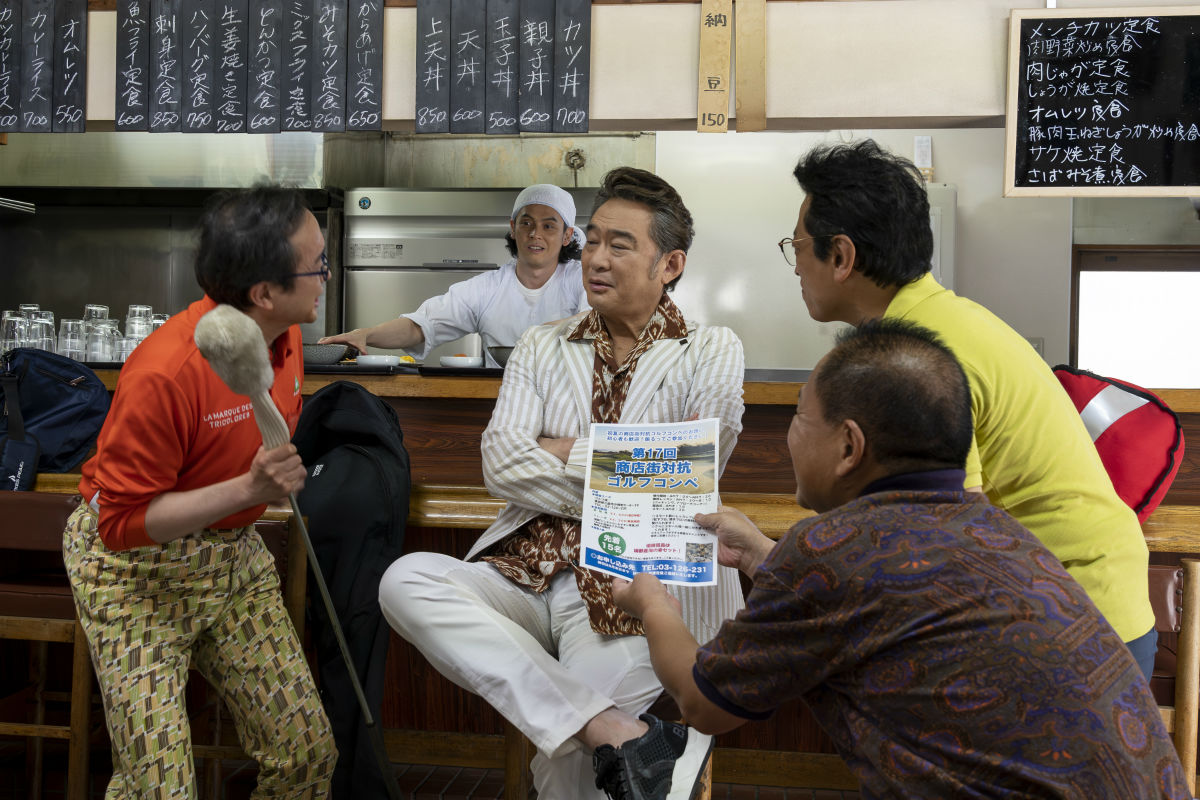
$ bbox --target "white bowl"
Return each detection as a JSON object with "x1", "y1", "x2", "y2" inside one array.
[
  {"x1": 440, "y1": 355, "x2": 484, "y2": 368},
  {"x1": 356, "y1": 354, "x2": 402, "y2": 367}
]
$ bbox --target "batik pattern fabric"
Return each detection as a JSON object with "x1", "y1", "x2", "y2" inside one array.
[
  {"x1": 694, "y1": 483, "x2": 1190, "y2": 799},
  {"x1": 63, "y1": 502, "x2": 336, "y2": 799},
  {"x1": 484, "y1": 293, "x2": 689, "y2": 636}
]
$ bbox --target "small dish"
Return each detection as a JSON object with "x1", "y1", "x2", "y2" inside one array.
[
  {"x1": 440, "y1": 355, "x2": 484, "y2": 368},
  {"x1": 303, "y1": 342, "x2": 352, "y2": 365},
  {"x1": 357, "y1": 354, "x2": 402, "y2": 367}
]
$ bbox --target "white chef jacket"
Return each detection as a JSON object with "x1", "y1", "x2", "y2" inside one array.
[{"x1": 401, "y1": 258, "x2": 588, "y2": 366}]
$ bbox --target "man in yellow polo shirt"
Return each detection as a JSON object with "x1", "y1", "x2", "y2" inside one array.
[{"x1": 781, "y1": 138, "x2": 1156, "y2": 679}]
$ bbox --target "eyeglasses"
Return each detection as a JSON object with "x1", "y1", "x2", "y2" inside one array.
[
  {"x1": 295, "y1": 252, "x2": 331, "y2": 282},
  {"x1": 777, "y1": 235, "x2": 831, "y2": 267}
]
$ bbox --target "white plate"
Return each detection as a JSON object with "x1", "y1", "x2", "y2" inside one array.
[
  {"x1": 356, "y1": 354, "x2": 402, "y2": 367},
  {"x1": 440, "y1": 355, "x2": 484, "y2": 368}
]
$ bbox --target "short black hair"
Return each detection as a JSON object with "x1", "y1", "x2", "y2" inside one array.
[
  {"x1": 814, "y1": 318, "x2": 972, "y2": 474},
  {"x1": 503, "y1": 232, "x2": 583, "y2": 263},
  {"x1": 792, "y1": 139, "x2": 933, "y2": 289},
  {"x1": 592, "y1": 166, "x2": 694, "y2": 291},
  {"x1": 195, "y1": 186, "x2": 312, "y2": 309}
]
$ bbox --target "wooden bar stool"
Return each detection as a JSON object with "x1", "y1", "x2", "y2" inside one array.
[{"x1": 0, "y1": 492, "x2": 92, "y2": 800}]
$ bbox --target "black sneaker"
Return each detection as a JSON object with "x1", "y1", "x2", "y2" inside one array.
[{"x1": 593, "y1": 713, "x2": 713, "y2": 800}]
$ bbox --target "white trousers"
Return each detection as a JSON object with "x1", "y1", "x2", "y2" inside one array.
[{"x1": 378, "y1": 551, "x2": 661, "y2": 800}]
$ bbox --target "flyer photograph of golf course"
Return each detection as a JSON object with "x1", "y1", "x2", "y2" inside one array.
[{"x1": 586, "y1": 420, "x2": 718, "y2": 495}]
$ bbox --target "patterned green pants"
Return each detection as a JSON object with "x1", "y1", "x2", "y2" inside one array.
[{"x1": 63, "y1": 502, "x2": 336, "y2": 799}]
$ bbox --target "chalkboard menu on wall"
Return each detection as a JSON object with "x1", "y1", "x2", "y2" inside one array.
[
  {"x1": 415, "y1": 0, "x2": 449, "y2": 133},
  {"x1": 149, "y1": 0, "x2": 180, "y2": 131},
  {"x1": 181, "y1": 0, "x2": 214, "y2": 132},
  {"x1": 312, "y1": 0, "x2": 345, "y2": 131},
  {"x1": 20, "y1": 0, "x2": 53, "y2": 132},
  {"x1": 450, "y1": 0, "x2": 484, "y2": 133},
  {"x1": 518, "y1": 0, "x2": 552, "y2": 132},
  {"x1": 216, "y1": 0, "x2": 248, "y2": 132},
  {"x1": 52, "y1": 0, "x2": 85, "y2": 132},
  {"x1": 282, "y1": 0, "x2": 312, "y2": 131},
  {"x1": 0, "y1": 0, "x2": 22, "y2": 132},
  {"x1": 418, "y1": 0, "x2": 588, "y2": 135},
  {"x1": 484, "y1": 0, "x2": 518, "y2": 135},
  {"x1": 116, "y1": 0, "x2": 148, "y2": 130},
  {"x1": 552, "y1": 0, "x2": 587, "y2": 133},
  {"x1": 345, "y1": 0, "x2": 381, "y2": 130},
  {"x1": 1006, "y1": 8, "x2": 1200, "y2": 196},
  {"x1": 249, "y1": 0, "x2": 282, "y2": 132}
]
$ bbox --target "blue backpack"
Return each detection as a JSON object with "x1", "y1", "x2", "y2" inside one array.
[{"x1": 0, "y1": 348, "x2": 110, "y2": 490}]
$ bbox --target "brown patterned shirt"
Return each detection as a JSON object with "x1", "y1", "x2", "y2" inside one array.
[{"x1": 482, "y1": 293, "x2": 690, "y2": 635}]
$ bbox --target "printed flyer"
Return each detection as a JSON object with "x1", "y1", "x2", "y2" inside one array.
[{"x1": 580, "y1": 418, "x2": 720, "y2": 586}]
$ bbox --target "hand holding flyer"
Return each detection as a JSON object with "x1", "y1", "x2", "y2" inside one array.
[{"x1": 580, "y1": 418, "x2": 720, "y2": 586}]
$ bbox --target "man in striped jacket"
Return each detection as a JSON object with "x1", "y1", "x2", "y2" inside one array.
[{"x1": 380, "y1": 167, "x2": 745, "y2": 800}]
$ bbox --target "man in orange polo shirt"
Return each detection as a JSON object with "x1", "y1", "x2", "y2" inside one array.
[{"x1": 63, "y1": 186, "x2": 337, "y2": 798}]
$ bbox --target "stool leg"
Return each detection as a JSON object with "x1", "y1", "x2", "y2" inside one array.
[
  {"x1": 26, "y1": 640, "x2": 48, "y2": 800},
  {"x1": 502, "y1": 720, "x2": 532, "y2": 800},
  {"x1": 67, "y1": 623, "x2": 91, "y2": 800}
]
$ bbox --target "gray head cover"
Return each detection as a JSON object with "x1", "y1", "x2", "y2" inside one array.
[{"x1": 511, "y1": 184, "x2": 584, "y2": 248}]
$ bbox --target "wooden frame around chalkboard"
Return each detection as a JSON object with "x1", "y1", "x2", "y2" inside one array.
[{"x1": 1005, "y1": 6, "x2": 1200, "y2": 198}]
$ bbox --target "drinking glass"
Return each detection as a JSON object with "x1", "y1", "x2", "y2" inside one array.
[
  {"x1": 17, "y1": 303, "x2": 39, "y2": 318},
  {"x1": 0, "y1": 314, "x2": 27, "y2": 353},
  {"x1": 26, "y1": 319, "x2": 55, "y2": 352},
  {"x1": 86, "y1": 319, "x2": 118, "y2": 362},
  {"x1": 58, "y1": 319, "x2": 86, "y2": 361},
  {"x1": 125, "y1": 304, "x2": 154, "y2": 339},
  {"x1": 151, "y1": 313, "x2": 170, "y2": 331}
]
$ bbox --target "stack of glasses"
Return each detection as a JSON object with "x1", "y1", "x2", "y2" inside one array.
[{"x1": 0, "y1": 303, "x2": 166, "y2": 363}]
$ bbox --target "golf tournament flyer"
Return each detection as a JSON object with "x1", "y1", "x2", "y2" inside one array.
[{"x1": 580, "y1": 418, "x2": 720, "y2": 586}]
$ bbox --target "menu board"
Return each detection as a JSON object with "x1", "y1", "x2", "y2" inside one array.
[
  {"x1": 248, "y1": 0, "x2": 281, "y2": 133},
  {"x1": 450, "y1": 0, "x2": 484, "y2": 133},
  {"x1": 518, "y1": 0, "x2": 552, "y2": 132},
  {"x1": 148, "y1": 0, "x2": 180, "y2": 131},
  {"x1": 0, "y1": 0, "x2": 21, "y2": 132},
  {"x1": 312, "y1": 0, "x2": 346, "y2": 131},
  {"x1": 552, "y1": 0, "x2": 587, "y2": 133},
  {"x1": 51, "y1": 0, "x2": 85, "y2": 132},
  {"x1": 485, "y1": 0, "x2": 517, "y2": 134},
  {"x1": 181, "y1": 0, "x2": 214, "y2": 132},
  {"x1": 20, "y1": 0, "x2": 53, "y2": 132},
  {"x1": 115, "y1": 0, "x2": 149, "y2": 130},
  {"x1": 281, "y1": 0, "x2": 312, "y2": 131},
  {"x1": 1006, "y1": 8, "x2": 1200, "y2": 196},
  {"x1": 345, "y1": 0, "x2": 381, "y2": 130},
  {"x1": 215, "y1": 0, "x2": 248, "y2": 132},
  {"x1": 415, "y1": 0, "x2": 449, "y2": 133}
]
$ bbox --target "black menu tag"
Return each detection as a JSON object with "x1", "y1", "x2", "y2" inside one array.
[
  {"x1": 517, "y1": 0, "x2": 552, "y2": 132},
  {"x1": 414, "y1": 0, "x2": 449, "y2": 133},
  {"x1": 181, "y1": 0, "x2": 214, "y2": 132},
  {"x1": 552, "y1": 0, "x2": 587, "y2": 132},
  {"x1": 115, "y1": 0, "x2": 149, "y2": 130},
  {"x1": 311, "y1": 0, "x2": 345, "y2": 131},
  {"x1": 52, "y1": 0, "x2": 84, "y2": 132},
  {"x1": 215, "y1": 0, "x2": 247, "y2": 132},
  {"x1": 19, "y1": 0, "x2": 53, "y2": 132},
  {"x1": 345, "y1": 0, "x2": 381, "y2": 130},
  {"x1": 0, "y1": 0, "x2": 22, "y2": 132},
  {"x1": 281, "y1": 0, "x2": 311, "y2": 130},
  {"x1": 149, "y1": 0, "x2": 181, "y2": 131},
  {"x1": 249, "y1": 0, "x2": 282, "y2": 132},
  {"x1": 484, "y1": 0, "x2": 517, "y2": 135},
  {"x1": 449, "y1": 0, "x2": 484, "y2": 133}
]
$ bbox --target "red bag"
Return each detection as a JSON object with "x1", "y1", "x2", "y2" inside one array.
[{"x1": 1053, "y1": 366, "x2": 1185, "y2": 523}]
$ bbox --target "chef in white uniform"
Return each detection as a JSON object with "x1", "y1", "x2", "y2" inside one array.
[{"x1": 320, "y1": 184, "x2": 588, "y2": 367}]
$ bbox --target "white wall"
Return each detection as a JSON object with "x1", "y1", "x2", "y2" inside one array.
[{"x1": 656, "y1": 129, "x2": 1073, "y2": 369}]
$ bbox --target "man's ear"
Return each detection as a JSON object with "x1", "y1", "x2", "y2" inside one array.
[
  {"x1": 833, "y1": 418, "x2": 867, "y2": 478},
  {"x1": 245, "y1": 280, "x2": 275, "y2": 312},
  {"x1": 563, "y1": 226, "x2": 575, "y2": 247},
  {"x1": 658, "y1": 250, "x2": 686, "y2": 286},
  {"x1": 828, "y1": 234, "x2": 858, "y2": 285}
]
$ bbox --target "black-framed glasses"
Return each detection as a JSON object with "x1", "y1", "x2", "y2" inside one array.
[
  {"x1": 295, "y1": 252, "x2": 331, "y2": 281},
  {"x1": 777, "y1": 235, "x2": 832, "y2": 267}
]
